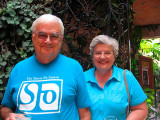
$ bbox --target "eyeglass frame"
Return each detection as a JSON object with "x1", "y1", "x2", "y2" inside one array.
[
  {"x1": 33, "y1": 31, "x2": 63, "y2": 41},
  {"x1": 93, "y1": 51, "x2": 114, "y2": 57}
]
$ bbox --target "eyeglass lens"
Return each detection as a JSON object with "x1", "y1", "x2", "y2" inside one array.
[{"x1": 36, "y1": 32, "x2": 61, "y2": 40}]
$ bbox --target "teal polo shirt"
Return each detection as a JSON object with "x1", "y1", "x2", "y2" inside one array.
[{"x1": 84, "y1": 65, "x2": 147, "y2": 120}]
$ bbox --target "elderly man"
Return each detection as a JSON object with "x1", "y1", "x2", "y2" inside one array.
[{"x1": 0, "y1": 14, "x2": 91, "y2": 120}]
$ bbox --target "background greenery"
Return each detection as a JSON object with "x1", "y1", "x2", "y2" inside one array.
[
  {"x1": 0, "y1": 0, "x2": 52, "y2": 86},
  {"x1": 139, "y1": 38, "x2": 160, "y2": 119}
]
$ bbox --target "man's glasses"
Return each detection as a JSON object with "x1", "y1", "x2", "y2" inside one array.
[{"x1": 34, "y1": 32, "x2": 63, "y2": 41}]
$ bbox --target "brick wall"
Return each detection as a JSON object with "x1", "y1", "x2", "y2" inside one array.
[
  {"x1": 142, "y1": 25, "x2": 160, "y2": 38},
  {"x1": 133, "y1": 0, "x2": 160, "y2": 38},
  {"x1": 133, "y1": 0, "x2": 160, "y2": 26}
]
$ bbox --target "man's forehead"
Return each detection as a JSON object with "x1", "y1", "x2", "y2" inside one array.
[{"x1": 34, "y1": 22, "x2": 61, "y2": 32}]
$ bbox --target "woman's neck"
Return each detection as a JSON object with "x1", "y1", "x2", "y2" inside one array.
[{"x1": 95, "y1": 68, "x2": 113, "y2": 88}]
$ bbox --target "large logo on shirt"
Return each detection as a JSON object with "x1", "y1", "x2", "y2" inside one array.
[{"x1": 17, "y1": 79, "x2": 63, "y2": 114}]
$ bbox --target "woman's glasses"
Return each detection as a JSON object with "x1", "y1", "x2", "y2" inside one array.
[{"x1": 93, "y1": 51, "x2": 113, "y2": 57}]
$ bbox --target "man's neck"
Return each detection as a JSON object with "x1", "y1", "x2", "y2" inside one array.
[{"x1": 35, "y1": 54, "x2": 57, "y2": 64}]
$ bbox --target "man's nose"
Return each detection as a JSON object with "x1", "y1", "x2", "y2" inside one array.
[{"x1": 45, "y1": 35, "x2": 52, "y2": 43}]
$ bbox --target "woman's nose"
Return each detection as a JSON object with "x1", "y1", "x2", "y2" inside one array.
[{"x1": 99, "y1": 53, "x2": 106, "y2": 58}]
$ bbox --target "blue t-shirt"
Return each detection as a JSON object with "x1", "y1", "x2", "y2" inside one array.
[
  {"x1": 1, "y1": 54, "x2": 91, "y2": 120},
  {"x1": 84, "y1": 65, "x2": 147, "y2": 120}
]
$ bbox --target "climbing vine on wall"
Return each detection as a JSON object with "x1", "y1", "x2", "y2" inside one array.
[{"x1": 0, "y1": 0, "x2": 52, "y2": 88}]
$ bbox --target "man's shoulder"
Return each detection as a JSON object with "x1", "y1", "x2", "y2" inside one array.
[
  {"x1": 13, "y1": 55, "x2": 35, "y2": 68},
  {"x1": 59, "y1": 54, "x2": 80, "y2": 65}
]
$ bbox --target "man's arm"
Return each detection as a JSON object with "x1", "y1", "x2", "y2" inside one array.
[
  {"x1": 126, "y1": 101, "x2": 148, "y2": 120},
  {"x1": 0, "y1": 105, "x2": 16, "y2": 120},
  {"x1": 78, "y1": 107, "x2": 91, "y2": 120}
]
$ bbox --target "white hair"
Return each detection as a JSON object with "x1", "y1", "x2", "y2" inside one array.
[
  {"x1": 90, "y1": 35, "x2": 119, "y2": 57},
  {"x1": 31, "y1": 14, "x2": 64, "y2": 34}
]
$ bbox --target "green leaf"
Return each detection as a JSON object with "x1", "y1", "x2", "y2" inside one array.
[
  {"x1": 24, "y1": 33, "x2": 29, "y2": 38},
  {"x1": 7, "y1": 4, "x2": 13, "y2": 10},
  {"x1": 45, "y1": 8, "x2": 51, "y2": 12},
  {"x1": 0, "y1": 80, "x2": 3, "y2": 84},
  {"x1": 66, "y1": 35, "x2": 71, "y2": 39},
  {"x1": 0, "y1": 73, "x2": 5, "y2": 79},
  {"x1": 17, "y1": 29, "x2": 24, "y2": 36},
  {"x1": 15, "y1": 49, "x2": 20, "y2": 54},
  {"x1": 21, "y1": 4, "x2": 27, "y2": 8},
  {"x1": 20, "y1": 23, "x2": 27, "y2": 30},
  {"x1": 12, "y1": 55, "x2": 17, "y2": 60},
  {"x1": 6, "y1": 66, "x2": 12, "y2": 72},
  {"x1": 26, "y1": 29, "x2": 31, "y2": 33},
  {"x1": 29, "y1": 11, "x2": 34, "y2": 17},
  {"x1": 0, "y1": 61, "x2": 7, "y2": 66},
  {"x1": 27, "y1": 0, "x2": 33, "y2": 3},
  {"x1": 25, "y1": 17, "x2": 31, "y2": 22},
  {"x1": 15, "y1": 5, "x2": 21, "y2": 9},
  {"x1": 6, "y1": 17, "x2": 14, "y2": 24},
  {"x1": 9, "y1": 10, "x2": 16, "y2": 17},
  {"x1": 5, "y1": 74, "x2": 10, "y2": 79},
  {"x1": 0, "y1": 56, "x2": 3, "y2": 62},
  {"x1": 14, "y1": 20, "x2": 20, "y2": 25},
  {"x1": 28, "y1": 46, "x2": 34, "y2": 52},
  {"x1": 0, "y1": 8, "x2": 3, "y2": 14},
  {"x1": 19, "y1": 11, "x2": 24, "y2": 15},
  {"x1": 1, "y1": 16, "x2": 6, "y2": 20},
  {"x1": 22, "y1": 40, "x2": 30, "y2": 48},
  {"x1": 5, "y1": 51, "x2": 12, "y2": 58},
  {"x1": 112, "y1": 3, "x2": 118, "y2": 8}
]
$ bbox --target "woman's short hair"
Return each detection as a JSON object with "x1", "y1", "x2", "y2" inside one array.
[
  {"x1": 90, "y1": 35, "x2": 119, "y2": 57},
  {"x1": 31, "y1": 14, "x2": 64, "y2": 34}
]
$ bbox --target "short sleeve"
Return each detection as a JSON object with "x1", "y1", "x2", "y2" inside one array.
[
  {"x1": 75, "y1": 66, "x2": 91, "y2": 109},
  {"x1": 1, "y1": 74, "x2": 15, "y2": 108},
  {"x1": 126, "y1": 71, "x2": 147, "y2": 106}
]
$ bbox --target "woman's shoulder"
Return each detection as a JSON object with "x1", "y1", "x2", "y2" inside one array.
[
  {"x1": 113, "y1": 65, "x2": 133, "y2": 76},
  {"x1": 84, "y1": 67, "x2": 95, "y2": 74}
]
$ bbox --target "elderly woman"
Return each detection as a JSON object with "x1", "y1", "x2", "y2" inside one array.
[{"x1": 84, "y1": 35, "x2": 148, "y2": 120}]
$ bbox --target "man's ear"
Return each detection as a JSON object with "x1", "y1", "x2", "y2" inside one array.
[{"x1": 32, "y1": 33, "x2": 35, "y2": 42}]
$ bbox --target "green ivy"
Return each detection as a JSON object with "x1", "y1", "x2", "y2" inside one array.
[{"x1": 0, "y1": 0, "x2": 52, "y2": 96}]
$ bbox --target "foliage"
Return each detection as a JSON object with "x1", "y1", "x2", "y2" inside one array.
[
  {"x1": 144, "y1": 87, "x2": 160, "y2": 119},
  {"x1": 62, "y1": 35, "x2": 93, "y2": 71},
  {"x1": 0, "y1": 0, "x2": 52, "y2": 98},
  {"x1": 140, "y1": 38, "x2": 160, "y2": 60},
  {"x1": 139, "y1": 38, "x2": 160, "y2": 118},
  {"x1": 139, "y1": 38, "x2": 160, "y2": 75}
]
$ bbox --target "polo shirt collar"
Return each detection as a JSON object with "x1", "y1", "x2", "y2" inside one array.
[
  {"x1": 87, "y1": 67, "x2": 98, "y2": 84},
  {"x1": 110, "y1": 65, "x2": 121, "y2": 82},
  {"x1": 87, "y1": 65, "x2": 121, "y2": 83}
]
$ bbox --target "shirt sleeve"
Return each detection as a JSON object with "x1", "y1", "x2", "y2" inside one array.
[
  {"x1": 126, "y1": 71, "x2": 147, "y2": 107},
  {"x1": 75, "y1": 65, "x2": 91, "y2": 109},
  {"x1": 1, "y1": 73, "x2": 15, "y2": 108}
]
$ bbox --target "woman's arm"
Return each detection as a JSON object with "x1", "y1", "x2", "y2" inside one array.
[{"x1": 126, "y1": 101, "x2": 148, "y2": 120}]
